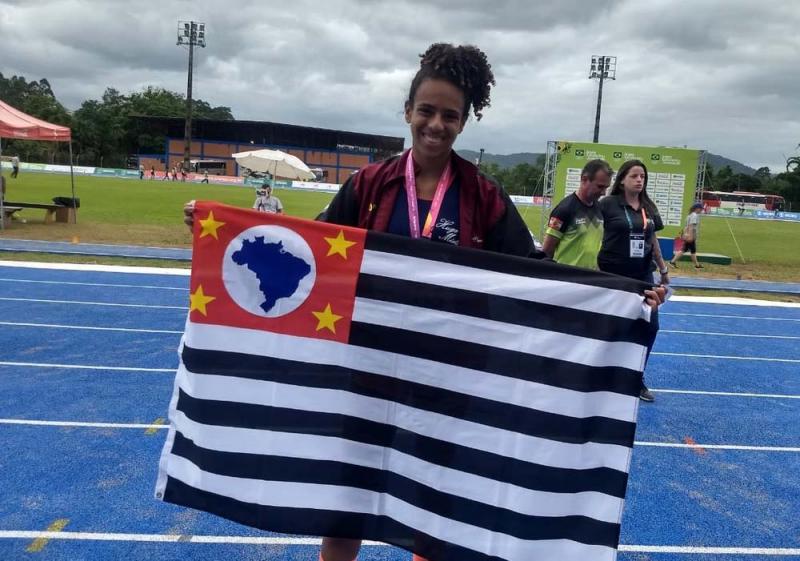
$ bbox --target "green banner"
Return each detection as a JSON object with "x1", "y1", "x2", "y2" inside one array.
[
  {"x1": 552, "y1": 141, "x2": 701, "y2": 227},
  {"x1": 243, "y1": 177, "x2": 292, "y2": 189},
  {"x1": 93, "y1": 168, "x2": 141, "y2": 178}
]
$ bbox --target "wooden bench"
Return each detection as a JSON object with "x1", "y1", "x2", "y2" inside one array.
[
  {"x1": 2, "y1": 201, "x2": 75, "y2": 223},
  {"x1": 1, "y1": 205, "x2": 22, "y2": 226}
]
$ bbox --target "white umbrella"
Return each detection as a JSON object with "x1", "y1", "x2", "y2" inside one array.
[{"x1": 232, "y1": 149, "x2": 315, "y2": 181}]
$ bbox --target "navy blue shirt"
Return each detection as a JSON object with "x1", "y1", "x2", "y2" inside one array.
[{"x1": 388, "y1": 180, "x2": 461, "y2": 245}]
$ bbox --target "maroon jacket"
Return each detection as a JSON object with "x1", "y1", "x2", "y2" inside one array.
[{"x1": 320, "y1": 150, "x2": 542, "y2": 258}]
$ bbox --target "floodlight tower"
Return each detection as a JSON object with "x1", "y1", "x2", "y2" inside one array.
[
  {"x1": 177, "y1": 21, "x2": 206, "y2": 170},
  {"x1": 589, "y1": 55, "x2": 616, "y2": 143}
]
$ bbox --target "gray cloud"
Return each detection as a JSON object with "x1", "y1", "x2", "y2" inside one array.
[{"x1": 0, "y1": 0, "x2": 798, "y2": 170}]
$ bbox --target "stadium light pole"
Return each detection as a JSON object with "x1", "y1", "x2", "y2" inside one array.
[
  {"x1": 177, "y1": 21, "x2": 206, "y2": 171},
  {"x1": 589, "y1": 55, "x2": 616, "y2": 143}
]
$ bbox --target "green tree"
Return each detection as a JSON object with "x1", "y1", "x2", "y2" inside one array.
[
  {"x1": 73, "y1": 86, "x2": 234, "y2": 166},
  {"x1": 764, "y1": 167, "x2": 800, "y2": 210},
  {"x1": 0, "y1": 73, "x2": 72, "y2": 164},
  {"x1": 754, "y1": 166, "x2": 771, "y2": 183}
]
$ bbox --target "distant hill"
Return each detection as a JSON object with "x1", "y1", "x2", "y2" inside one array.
[
  {"x1": 458, "y1": 150, "x2": 544, "y2": 169},
  {"x1": 705, "y1": 154, "x2": 756, "y2": 175},
  {"x1": 458, "y1": 149, "x2": 757, "y2": 175}
]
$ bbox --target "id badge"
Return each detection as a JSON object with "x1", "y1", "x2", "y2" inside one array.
[{"x1": 629, "y1": 233, "x2": 645, "y2": 258}]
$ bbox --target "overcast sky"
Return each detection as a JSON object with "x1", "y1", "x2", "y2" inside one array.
[{"x1": 1, "y1": 0, "x2": 798, "y2": 171}]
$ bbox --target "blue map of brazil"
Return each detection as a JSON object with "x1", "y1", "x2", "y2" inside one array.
[{"x1": 231, "y1": 236, "x2": 312, "y2": 313}]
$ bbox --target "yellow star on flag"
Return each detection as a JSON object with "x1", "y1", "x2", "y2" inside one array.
[
  {"x1": 199, "y1": 211, "x2": 226, "y2": 240},
  {"x1": 312, "y1": 303, "x2": 343, "y2": 334},
  {"x1": 324, "y1": 230, "x2": 357, "y2": 259},
  {"x1": 189, "y1": 285, "x2": 216, "y2": 316}
]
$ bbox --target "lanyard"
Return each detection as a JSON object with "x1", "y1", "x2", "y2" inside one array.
[
  {"x1": 623, "y1": 205, "x2": 648, "y2": 233},
  {"x1": 403, "y1": 150, "x2": 454, "y2": 239}
]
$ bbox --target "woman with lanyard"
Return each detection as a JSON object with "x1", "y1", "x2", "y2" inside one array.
[
  {"x1": 597, "y1": 159, "x2": 670, "y2": 402},
  {"x1": 319, "y1": 44, "x2": 538, "y2": 256},
  {"x1": 183, "y1": 43, "x2": 664, "y2": 561},
  {"x1": 318, "y1": 43, "x2": 537, "y2": 561}
]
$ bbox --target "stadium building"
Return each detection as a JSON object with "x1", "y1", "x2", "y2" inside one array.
[{"x1": 134, "y1": 116, "x2": 405, "y2": 184}]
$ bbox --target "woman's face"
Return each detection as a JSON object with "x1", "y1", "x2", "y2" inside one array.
[
  {"x1": 405, "y1": 78, "x2": 466, "y2": 162},
  {"x1": 621, "y1": 166, "x2": 646, "y2": 196}
]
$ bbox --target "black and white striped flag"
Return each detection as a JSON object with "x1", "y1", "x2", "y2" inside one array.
[{"x1": 156, "y1": 202, "x2": 653, "y2": 561}]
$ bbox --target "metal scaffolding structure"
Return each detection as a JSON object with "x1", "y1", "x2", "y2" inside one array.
[{"x1": 540, "y1": 140, "x2": 560, "y2": 238}]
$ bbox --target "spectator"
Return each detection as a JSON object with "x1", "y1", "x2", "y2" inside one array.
[
  {"x1": 253, "y1": 184, "x2": 283, "y2": 214},
  {"x1": 11, "y1": 155, "x2": 20, "y2": 178},
  {"x1": 670, "y1": 202, "x2": 704, "y2": 269}
]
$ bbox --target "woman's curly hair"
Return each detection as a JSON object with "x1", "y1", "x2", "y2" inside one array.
[{"x1": 406, "y1": 43, "x2": 495, "y2": 121}]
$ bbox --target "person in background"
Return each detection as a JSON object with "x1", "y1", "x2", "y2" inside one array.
[
  {"x1": 201, "y1": 170, "x2": 209, "y2": 184},
  {"x1": 542, "y1": 159, "x2": 612, "y2": 268},
  {"x1": 670, "y1": 202, "x2": 704, "y2": 269},
  {"x1": 253, "y1": 183, "x2": 283, "y2": 214},
  {"x1": 139, "y1": 164, "x2": 145, "y2": 180},
  {"x1": 150, "y1": 166, "x2": 156, "y2": 179},
  {"x1": 597, "y1": 159, "x2": 669, "y2": 403},
  {"x1": 171, "y1": 167, "x2": 178, "y2": 181},
  {"x1": 11, "y1": 155, "x2": 20, "y2": 178}
]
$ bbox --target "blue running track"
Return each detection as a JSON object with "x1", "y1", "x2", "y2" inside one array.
[{"x1": 0, "y1": 263, "x2": 798, "y2": 561}]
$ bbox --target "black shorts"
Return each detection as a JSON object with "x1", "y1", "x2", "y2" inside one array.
[{"x1": 682, "y1": 239, "x2": 697, "y2": 254}]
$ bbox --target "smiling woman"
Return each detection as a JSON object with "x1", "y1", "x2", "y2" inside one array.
[
  {"x1": 313, "y1": 43, "x2": 545, "y2": 561},
  {"x1": 318, "y1": 43, "x2": 541, "y2": 257}
]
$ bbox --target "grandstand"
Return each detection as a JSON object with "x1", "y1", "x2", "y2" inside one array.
[{"x1": 133, "y1": 116, "x2": 405, "y2": 184}]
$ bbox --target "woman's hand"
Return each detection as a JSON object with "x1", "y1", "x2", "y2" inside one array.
[
  {"x1": 644, "y1": 285, "x2": 667, "y2": 310},
  {"x1": 183, "y1": 200, "x2": 196, "y2": 231}
]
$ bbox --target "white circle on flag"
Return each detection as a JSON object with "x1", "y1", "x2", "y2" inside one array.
[{"x1": 222, "y1": 225, "x2": 316, "y2": 318}]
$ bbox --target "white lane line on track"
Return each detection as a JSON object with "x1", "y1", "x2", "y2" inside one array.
[
  {"x1": 619, "y1": 545, "x2": 800, "y2": 555},
  {"x1": 3, "y1": 419, "x2": 799, "y2": 452},
  {"x1": 660, "y1": 329, "x2": 800, "y2": 340},
  {"x1": 670, "y1": 296, "x2": 800, "y2": 308},
  {"x1": 652, "y1": 352, "x2": 800, "y2": 363},
  {"x1": 0, "y1": 419, "x2": 164, "y2": 429},
  {"x1": 662, "y1": 312, "x2": 800, "y2": 322},
  {"x1": 0, "y1": 532, "x2": 796, "y2": 555},
  {"x1": 654, "y1": 388, "x2": 800, "y2": 399},
  {"x1": 0, "y1": 321, "x2": 182, "y2": 334},
  {"x1": 3, "y1": 361, "x2": 798, "y2": 399},
  {"x1": 0, "y1": 361, "x2": 173, "y2": 372},
  {"x1": 0, "y1": 260, "x2": 190, "y2": 276},
  {"x1": 635, "y1": 442, "x2": 800, "y2": 452},
  {"x1": 0, "y1": 532, "x2": 358, "y2": 545},
  {"x1": 0, "y1": 297, "x2": 186, "y2": 310},
  {"x1": 0, "y1": 278, "x2": 189, "y2": 291},
  {"x1": 6, "y1": 362, "x2": 798, "y2": 399}
]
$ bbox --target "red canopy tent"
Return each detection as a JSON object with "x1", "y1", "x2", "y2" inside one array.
[{"x1": 0, "y1": 99, "x2": 76, "y2": 228}]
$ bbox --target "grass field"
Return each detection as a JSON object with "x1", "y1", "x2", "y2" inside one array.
[{"x1": 3, "y1": 172, "x2": 800, "y2": 282}]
